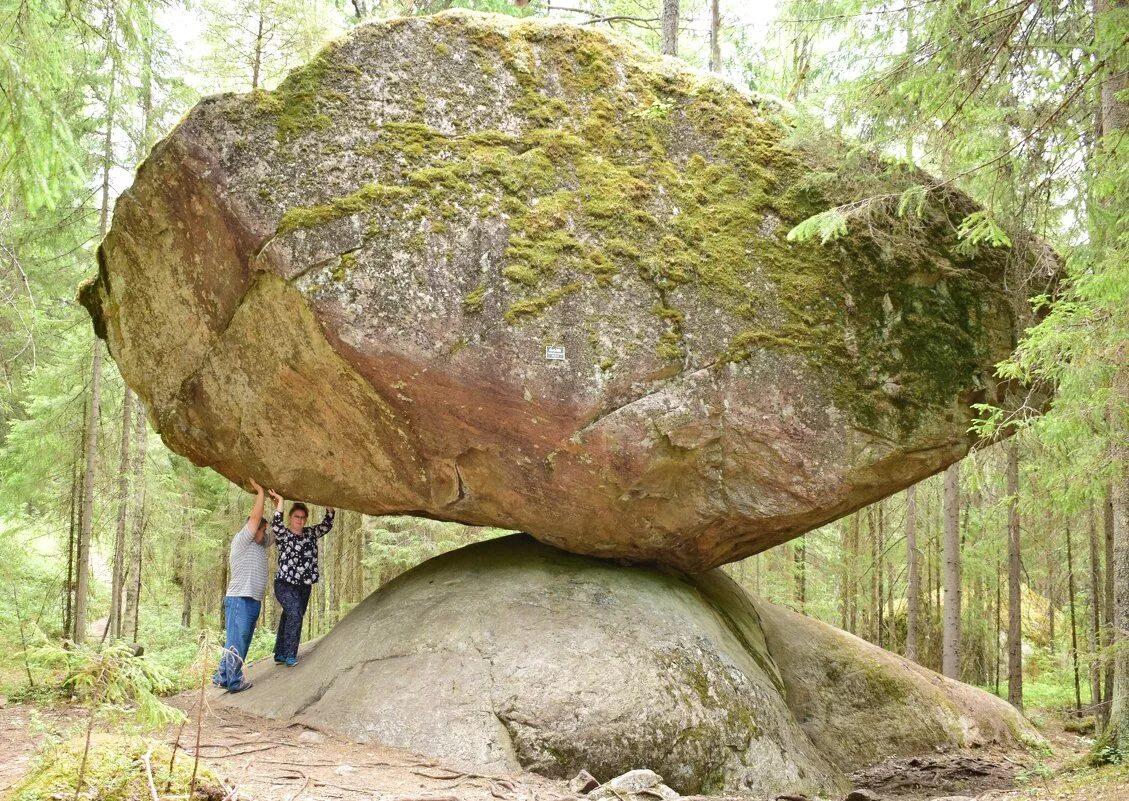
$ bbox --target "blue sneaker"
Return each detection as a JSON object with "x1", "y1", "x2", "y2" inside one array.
[
  {"x1": 274, "y1": 655, "x2": 286, "y2": 664},
  {"x1": 284, "y1": 656, "x2": 299, "y2": 667}
]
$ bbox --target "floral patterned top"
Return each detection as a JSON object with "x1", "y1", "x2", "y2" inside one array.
[{"x1": 273, "y1": 508, "x2": 335, "y2": 585}]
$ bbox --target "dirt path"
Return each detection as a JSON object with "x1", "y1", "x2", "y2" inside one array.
[
  {"x1": 166, "y1": 691, "x2": 570, "y2": 801},
  {"x1": 0, "y1": 700, "x2": 84, "y2": 795},
  {"x1": 3, "y1": 693, "x2": 1123, "y2": 801}
]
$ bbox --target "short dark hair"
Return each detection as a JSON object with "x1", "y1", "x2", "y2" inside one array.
[{"x1": 289, "y1": 503, "x2": 309, "y2": 518}]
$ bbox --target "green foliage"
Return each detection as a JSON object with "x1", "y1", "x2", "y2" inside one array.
[
  {"x1": 31, "y1": 639, "x2": 186, "y2": 727},
  {"x1": 8, "y1": 734, "x2": 219, "y2": 801},
  {"x1": 785, "y1": 207, "x2": 849, "y2": 244},
  {"x1": 364, "y1": 517, "x2": 508, "y2": 587},
  {"x1": 200, "y1": 0, "x2": 341, "y2": 93},
  {"x1": 954, "y1": 210, "x2": 1013, "y2": 255},
  {"x1": 0, "y1": 0, "x2": 87, "y2": 211}
]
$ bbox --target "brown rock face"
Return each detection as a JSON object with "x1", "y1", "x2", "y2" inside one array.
[{"x1": 81, "y1": 11, "x2": 1043, "y2": 570}]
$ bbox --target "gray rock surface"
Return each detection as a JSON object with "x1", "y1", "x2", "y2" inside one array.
[
  {"x1": 221, "y1": 535, "x2": 1036, "y2": 795},
  {"x1": 755, "y1": 601, "x2": 1042, "y2": 770},
  {"x1": 80, "y1": 10, "x2": 1050, "y2": 571},
  {"x1": 588, "y1": 770, "x2": 679, "y2": 801}
]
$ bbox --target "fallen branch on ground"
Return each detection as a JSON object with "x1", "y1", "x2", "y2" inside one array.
[{"x1": 141, "y1": 744, "x2": 159, "y2": 801}]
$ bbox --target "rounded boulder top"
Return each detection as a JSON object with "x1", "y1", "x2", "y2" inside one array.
[{"x1": 81, "y1": 10, "x2": 1048, "y2": 571}]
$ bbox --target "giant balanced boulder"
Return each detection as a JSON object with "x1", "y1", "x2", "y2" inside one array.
[
  {"x1": 82, "y1": 10, "x2": 1041, "y2": 571},
  {"x1": 220, "y1": 535, "x2": 1038, "y2": 795}
]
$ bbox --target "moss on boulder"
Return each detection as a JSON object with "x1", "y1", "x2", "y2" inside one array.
[
  {"x1": 80, "y1": 10, "x2": 1049, "y2": 571},
  {"x1": 219, "y1": 535, "x2": 1037, "y2": 794}
]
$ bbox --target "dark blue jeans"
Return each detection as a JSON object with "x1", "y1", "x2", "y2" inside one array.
[
  {"x1": 213, "y1": 596, "x2": 261, "y2": 688},
  {"x1": 273, "y1": 579, "x2": 312, "y2": 660}
]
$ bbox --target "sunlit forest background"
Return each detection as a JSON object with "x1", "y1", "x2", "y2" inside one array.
[{"x1": 0, "y1": 0, "x2": 1126, "y2": 763}]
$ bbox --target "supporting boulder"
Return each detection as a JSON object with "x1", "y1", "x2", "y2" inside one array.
[
  {"x1": 220, "y1": 535, "x2": 1036, "y2": 795},
  {"x1": 80, "y1": 10, "x2": 1050, "y2": 571}
]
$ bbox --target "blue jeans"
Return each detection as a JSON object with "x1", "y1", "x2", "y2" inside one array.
[
  {"x1": 213, "y1": 596, "x2": 261, "y2": 688},
  {"x1": 273, "y1": 579, "x2": 311, "y2": 660}
]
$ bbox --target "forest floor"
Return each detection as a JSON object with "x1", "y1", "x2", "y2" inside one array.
[{"x1": 1, "y1": 692, "x2": 1126, "y2": 801}]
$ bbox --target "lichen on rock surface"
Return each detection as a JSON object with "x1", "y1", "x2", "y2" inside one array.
[
  {"x1": 218, "y1": 536, "x2": 1037, "y2": 794},
  {"x1": 81, "y1": 10, "x2": 1048, "y2": 571}
]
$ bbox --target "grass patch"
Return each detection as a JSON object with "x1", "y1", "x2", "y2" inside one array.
[{"x1": 8, "y1": 734, "x2": 222, "y2": 801}]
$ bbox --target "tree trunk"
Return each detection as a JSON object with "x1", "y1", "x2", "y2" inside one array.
[
  {"x1": 1107, "y1": 447, "x2": 1129, "y2": 752},
  {"x1": 1007, "y1": 440, "x2": 1023, "y2": 709},
  {"x1": 995, "y1": 555, "x2": 1003, "y2": 696},
  {"x1": 1105, "y1": 367, "x2": 1129, "y2": 749},
  {"x1": 1101, "y1": 267, "x2": 1128, "y2": 745},
  {"x1": 661, "y1": 0, "x2": 679, "y2": 56},
  {"x1": 64, "y1": 454, "x2": 79, "y2": 638},
  {"x1": 708, "y1": 0, "x2": 721, "y2": 73},
  {"x1": 1049, "y1": 543, "x2": 1057, "y2": 653},
  {"x1": 76, "y1": 6, "x2": 119, "y2": 644},
  {"x1": 839, "y1": 520, "x2": 850, "y2": 630},
  {"x1": 180, "y1": 520, "x2": 194, "y2": 628},
  {"x1": 252, "y1": 11, "x2": 264, "y2": 90},
  {"x1": 942, "y1": 463, "x2": 961, "y2": 679},
  {"x1": 794, "y1": 535, "x2": 806, "y2": 612},
  {"x1": 906, "y1": 485, "x2": 920, "y2": 662},
  {"x1": 871, "y1": 503, "x2": 880, "y2": 646},
  {"x1": 848, "y1": 512, "x2": 859, "y2": 634},
  {"x1": 1104, "y1": 485, "x2": 1115, "y2": 722},
  {"x1": 74, "y1": 341, "x2": 102, "y2": 644},
  {"x1": 109, "y1": 388, "x2": 133, "y2": 638},
  {"x1": 1089, "y1": 500, "x2": 1104, "y2": 719},
  {"x1": 124, "y1": 394, "x2": 147, "y2": 641},
  {"x1": 1067, "y1": 523, "x2": 1083, "y2": 711},
  {"x1": 1094, "y1": 0, "x2": 1128, "y2": 743}
]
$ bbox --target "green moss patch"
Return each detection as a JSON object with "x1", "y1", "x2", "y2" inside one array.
[
  {"x1": 257, "y1": 11, "x2": 1012, "y2": 434},
  {"x1": 9, "y1": 734, "x2": 222, "y2": 801},
  {"x1": 278, "y1": 183, "x2": 413, "y2": 234}
]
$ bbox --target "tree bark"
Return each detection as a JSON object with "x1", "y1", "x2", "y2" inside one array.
[
  {"x1": 1067, "y1": 523, "x2": 1083, "y2": 711},
  {"x1": 180, "y1": 516, "x2": 194, "y2": 628},
  {"x1": 995, "y1": 555, "x2": 1003, "y2": 696},
  {"x1": 871, "y1": 503, "x2": 880, "y2": 646},
  {"x1": 1089, "y1": 500, "x2": 1104, "y2": 717},
  {"x1": 1049, "y1": 550, "x2": 1057, "y2": 653},
  {"x1": 849, "y1": 512, "x2": 860, "y2": 634},
  {"x1": 1102, "y1": 308, "x2": 1128, "y2": 744},
  {"x1": 906, "y1": 485, "x2": 920, "y2": 661},
  {"x1": 1106, "y1": 367, "x2": 1129, "y2": 749},
  {"x1": 74, "y1": 341, "x2": 102, "y2": 644},
  {"x1": 64, "y1": 451, "x2": 80, "y2": 638},
  {"x1": 839, "y1": 520, "x2": 850, "y2": 630},
  {"x1": 661, "y1": 0, "x2": 679, "y2": 56},
  {"x1": 794, "y1": 535, "x2": 806, "y2": 612},
  {"x1": 942, "y1": 463, "x2": 961, "y2": 679},
  {"x1": 708, "y1": 0, "x2": 721, "y2": 73},
  {"x1": 1007, "y1": 440, "x2": 1023, "y2": 709},
  {"x1": 109, "y1": 387, "x2": 133, "y2": 638},
  {"x1": 76, "y1": 5, "x2": 118, "y2": 644},
  {"x1": 124, "y1": 394, "x2": 147, "y2": 641},
  {"x1": 252, "y1": 11, "x2": 264, "y2": 90},
  {"x1": 1104, "y1": 485, "x2": 1115, "y2": 722}
]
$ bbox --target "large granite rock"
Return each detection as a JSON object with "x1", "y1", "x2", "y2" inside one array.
[
  {"x1": 219, "y1": 535, "x2": 1037, "y2": 795},
  {"x1": 81, "y1": 10, "x2": 1044, "y2": 570}
]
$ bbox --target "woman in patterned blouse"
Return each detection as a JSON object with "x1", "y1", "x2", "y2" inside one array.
[{"x1": 267, "y1": 489, "x2": 335, "y2": 666}]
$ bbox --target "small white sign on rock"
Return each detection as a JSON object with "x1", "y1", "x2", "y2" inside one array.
[{"x1": 545, "y1": 346, "x2": 566, "y2": 361}]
